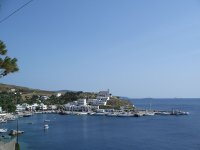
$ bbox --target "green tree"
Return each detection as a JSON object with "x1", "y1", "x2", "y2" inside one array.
[
  {"x1": 0, "y1": 40, "x2": 19, "y2": 77},
  {"x1": 0, "y1": 91, "x2": 17, "y2": 112}
]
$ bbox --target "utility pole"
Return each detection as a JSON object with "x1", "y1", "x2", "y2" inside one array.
[{"x1": 15, "y1": 93, "x2": 20, "y2": 150}]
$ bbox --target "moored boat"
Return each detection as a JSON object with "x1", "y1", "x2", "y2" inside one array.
[
  {"x1": 44, "y1": 124, "x2": 49, "y2": 130},
  {"x1": 0, "y1": 128, "x2": 7, "y2": 133},
  {"x1": 44, "y1": 119, "x2": 50, "y2": 122},
  {"x1": 93, "y1": 112, "x2": 106, "y2": 116},
  {"x1": 9, "y1": 130, "x2": 24, "y2": 136},
  {"x1": 117, "y1": 113, "x2": 134, "y2": 117},
  {"x1": 106, "y1": 113, "x2": 118, "y2": 117}
]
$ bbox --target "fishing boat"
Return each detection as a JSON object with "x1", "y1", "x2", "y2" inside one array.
[
  {"x1": 0, "y1": 128, "x2": 7, "y2": 133},
  {"x1": 106, "y1": 113, "x2": 118, "y2": 117},
  {"x1": 23, "y1": 113, "x2": 32, "y2": 117},
  {"x1": 144, "y1": 110, "x2": 155, "y2": 116},
  {"x1": 44, "y1": 124, "x2": 49, "y2": 130},
  {"x1": 0, "y1": 119, "x2": 7, "y2": 123},
  {"x1": 171, "y1": 110, "x2": 189, "y2": 115},
  {"x1": 44, "y1": 119, "x2": 50, "y2": 122},
  {"x1": 93, "y1": 112, "x2": 106, "y2": 116},
  {"x1": 77, "y1": 112, "x2": 88, "y2": 115},
  {"x1": 117, "y1": 112, "x2": 134, "y2": 117},
  {"x1": 9, "y1": 130, "x2": 24, "y2": 136}
]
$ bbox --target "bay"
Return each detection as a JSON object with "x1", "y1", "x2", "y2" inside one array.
[{"x1": 5, "y1": 98, "x2": 200, "y2": 150}]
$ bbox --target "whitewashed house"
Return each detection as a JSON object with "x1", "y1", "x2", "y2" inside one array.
[
  {"x1": 56, "y1": 93, "x2": 62, "y2": 97},
  {"x1": 97, "y1": 89, "x2": 111, "y2": 101},
  {"x1": 41, "y1": 96, "x2": 49, "y2": 100},
  {"x1": 87, "y1": 99, "x2": 99, "y2": 106},
  {"x1": 95, "y1": 89, "x2": 112, "y2": 106},
  {"x1": 10, "y1": 89, "x2": 16, "y2": 92},
  {"x1": 48, "y1": 105, "x2": 57, "y2": 110},
  {"x1": 16, "y1": 103, "x2": 29, "y2": 111},
  {"x1": 39, "y1": 103, "x2": 47, "y2": 110},
  {"x1": 78, "y1": 99, "x2": 87, "y2": 106},
  {"x1": 31, "y1": 103, "x2": 39, "y2": 110}
]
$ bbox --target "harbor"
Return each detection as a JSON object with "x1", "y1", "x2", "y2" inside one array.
[
  {"x1": 0, "y1": 107, "x2": 189, "y2": 138},
  {"x1": 0, "y1": 89, "x2": 191, "y2": 150},
  {"x1": 58, "y1": 109, "x2": 189, "y2": 117},
  {"x1": 0, "y1": 98, "x2": 194, "y2": 150}
]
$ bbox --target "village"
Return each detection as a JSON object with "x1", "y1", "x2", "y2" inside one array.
[{"x1": 0, "y1": 89, "x2": 189, "y2": 124}]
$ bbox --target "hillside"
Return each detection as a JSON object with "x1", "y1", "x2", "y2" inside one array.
[{"x1": 0, "y1": 83, "x2": 56, "y2": 98}]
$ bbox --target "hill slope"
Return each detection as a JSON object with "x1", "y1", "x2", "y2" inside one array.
[{"x1": 0, "y1": 83, "x2": 55, "y2": 95}]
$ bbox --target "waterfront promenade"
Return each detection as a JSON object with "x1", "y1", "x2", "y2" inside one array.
[{"x1": 0, "y1": 138, "x2": 15, "y2": 150}]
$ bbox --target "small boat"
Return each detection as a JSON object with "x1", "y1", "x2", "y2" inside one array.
[
  {"x1": 23, "y1": 113, "x2": 32, "y2": 117},
  {"x1": 59, "y1": 111, "x2": 70, "y2": 115},
  {"x1": 93, "y1": 112, "x2": 106, "y2": 116},
  {"x1": 106, "y1": 113, "x2": 118, "y2": 117},
  {"x1": 44, "y1": 124, "x2": 49, "y2": 130},
  {"x1": 144, "y1": 111, "x2": 155, "y2": 116},
  {"x1": 9, "y1": 130, "x2": 24, "y2": 136},
  {"x1": 44, "y1": 119, "x2": 50, "y2": 122},
  {"x1": 155, "y1": 111, "x2": 171, "y2": 115},
  {"x1": 171, "y1": 110, "x2": 189, "y2": 115},
  {"x1": 88, "y1": 112, "x2": 95, "y2": 115},
  {"x1": 0, "y1": 128, "x2": 7, "y2": 133},
  {"x1": 0, "y1": 119, "x2": 7, "y2": 123},
  {"x1": 76, "y1": 112, "x2": 88, "y2": 115},
  {"x1": 117, "y1": 113, "x2": 134, "y2": 117},
  {"x1": 134, "y1": 112, "x2": 143, "y2": 117}
]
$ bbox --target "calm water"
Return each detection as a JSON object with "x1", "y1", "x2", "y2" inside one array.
[{"x1": 5, "y1": 99, "x2": 200, "y2": 150}]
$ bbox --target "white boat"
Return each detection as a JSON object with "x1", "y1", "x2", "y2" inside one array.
[
  {"x1": 155, "y1": 111, "x2": 171, "y2": 115},
  {"x1": 0, "y1": 119, "x2": 7, "y2": 123},
  {"x1": 117, "y1": 113, "x2": 134, "y2": 117},
  {"x1": 93, "y1": 112, "x2": 106, "y2": 116},
  {"x1": 7, "y1": 118, "x2": 16, "y2": 121},
  {"x1": 134, "y1": 112, "x2": 143, "y2": 117},
  {"x1": 44, "y1": 119, "x2": 50, "y2": 122},
  {"x1": 106, "y1": 113, "x2": 118, "y2": 117},
  {"x1": 9, "y1": 130, "x2": 24, "y2": 136},
  {"x1": 44, "y1": 124, "x2": 49, "y2": 130},
  {"x1": 23, "y1": 113, "x2": 32, "y2": 117},
  {"x1": 171, "y1": 110, "x2": 190, "y2": 115},
  {"x1": 0, "y1": 128, "x2": 7, "y2": 133},
  {"x1": 144, "y1": 111, "x2": 155, "y2": 116},
  {"x1": 88, "y1": 112, "x2": 95, "y2": 115},
  {"x1": 77, "y1": 112, "x2": 88, "y2": 115}
]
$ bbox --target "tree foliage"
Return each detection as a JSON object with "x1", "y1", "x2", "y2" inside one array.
[
  {"x1": 0, "y1": 91, "x2": 22, "y2": 112},
  {"x1": 39, "y1": 91, "x2": 97, "y2": 105},
  {"x1": 106, "y1": 97, "x2": 133, "y2": 110},
  {"x1": 0, "y1": 40, "x2": 19, "y2": 77}
]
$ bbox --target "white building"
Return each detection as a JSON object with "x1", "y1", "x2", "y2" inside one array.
[
  {"x1": 10, "y1": 89, "x2": 16, "y2": 92},
  {"x1": 41, "y1": 96, "x2": 49, "y2": 100},
  {"x1": 16, "y1": 104, "x2": 27, "y2": 111},
  {"x1": 39, "y1": 103, "x2": 47, "y2": 110},
  {"x1": 48, "y1": 105, "x2": 57, "y2": 110},
  {"x1": 97, "y1": 89, "x2": 111, "y2": 100},
  {"x1": 98, "y1": 100, "x2": 107, "y2": 106},
  {"x1": 31, "y1": 103, "x2": 39, "y2": 110},
  {"x1": 87, "y1": 99, "x2": 98, "y2": 105},
  {"x1": 95, "y1": 89, "x2": 112, "y2": 106},
  {"x1": 78, "y1": 99, "x2": 87, "y2": 106},
  {"x1": 56, "y1": 93, "x2": 62, "y2": 97}
]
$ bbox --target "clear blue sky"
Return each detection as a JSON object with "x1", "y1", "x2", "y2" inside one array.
[{"x1": 0, "y1": 0, "x2": 200, "y2": 98}]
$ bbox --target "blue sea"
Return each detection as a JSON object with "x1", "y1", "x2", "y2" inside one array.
[{"x1": 4, "y1": 99, "x2": 200, "y2": 150}]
